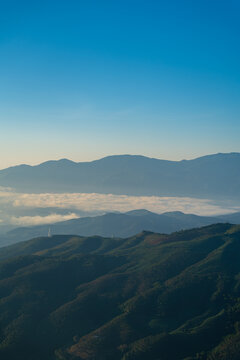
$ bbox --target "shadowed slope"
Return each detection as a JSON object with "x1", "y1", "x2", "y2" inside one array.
[{"x1": 0, "y1": 224, "x2": 240, "y2": 359}]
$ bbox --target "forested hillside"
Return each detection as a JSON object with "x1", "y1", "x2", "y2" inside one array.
[{"x1": 0, "y1": 224, "x2": 240, "y2": 359}]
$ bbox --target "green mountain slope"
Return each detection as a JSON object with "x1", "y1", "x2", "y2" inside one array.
[{"x1": 0, "y1": 224, "x2": 240, "y2": 359}]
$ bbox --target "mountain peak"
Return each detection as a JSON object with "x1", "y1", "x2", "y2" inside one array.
[
  {"x1": 38, "y1": 158, "x2": 77, "y2": 167},
  {"x1": 125, "y1": 209, "x2": 157, "y2": 216}
]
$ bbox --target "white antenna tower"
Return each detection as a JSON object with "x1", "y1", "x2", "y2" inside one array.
[{"x1": 48, "y1": 228, "x2": 52, "y2": 238}]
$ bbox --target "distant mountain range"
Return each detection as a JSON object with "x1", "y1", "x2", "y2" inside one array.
[
  {"x1": 0, "y1": 152, "x2": 240, "y2": 199},
  {"x1": 0, "y1": 223, "x2": 240, "y2": 359},
  {"x1": 1, "y1": 209, "x2": 240, "y2": 248}
]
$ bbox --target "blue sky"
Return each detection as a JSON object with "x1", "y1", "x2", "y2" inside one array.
[{"x1": 0, "y1": 0, "x2": 239, "y2": 168}]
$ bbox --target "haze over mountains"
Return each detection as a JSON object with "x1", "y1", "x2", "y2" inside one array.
[
  {"x1": 0, "y1": 152, "x2": 240, "y2": 200},
  {"x1": 2, "y1": 0, "x2": 239, "y2": 358},
  {"x1": 1, "y1": 209, "x2": 240, "y2": 248},
  {"x1": 1, "y1": 153, "x2": 240, "y2": 358}
]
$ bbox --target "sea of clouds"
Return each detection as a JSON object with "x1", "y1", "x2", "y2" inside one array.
[{"x1": 0, "y1": 186, "x2": 240, "y2": 227}]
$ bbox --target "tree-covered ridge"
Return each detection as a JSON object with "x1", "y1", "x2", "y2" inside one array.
[{"x1": 0, "y1": 224, "x2": 240, "y2": 359}]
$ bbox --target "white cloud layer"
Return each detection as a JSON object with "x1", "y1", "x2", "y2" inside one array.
[
  {"x1": 0, "y1": 188, "x2": 239, "y2": 219},
  {"x1": 10, "y1": 213, "x2": 79, "y2": 226}
]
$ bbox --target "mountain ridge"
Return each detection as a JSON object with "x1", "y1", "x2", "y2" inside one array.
[
  {"x1": 2, "y1": 152, "x2": 240, "y2": 171},
  {"x1": 0, "y1": 224, "x2": 240, "y2": 359},
  {"x1": 0, "y1": 152, "x2": 240, "y2": 199},
  {"x1": 1, "y1": 209, "x2": 238, "y2": 248}
]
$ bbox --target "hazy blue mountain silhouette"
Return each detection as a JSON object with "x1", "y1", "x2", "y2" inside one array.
[
  {"x1": 0, "y1": 210, "x2": 231, "y2": 248},
  {"x1": 218, "y1": 211, "x2": 240, "y2": 223},
  {"x1": 0, "y1": 153, "x2": 239, "y2": 199}
]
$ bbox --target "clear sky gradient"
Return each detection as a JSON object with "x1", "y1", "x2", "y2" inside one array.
[{"x1": 0, "y1": 0, "x2": 239, "y2": 169}]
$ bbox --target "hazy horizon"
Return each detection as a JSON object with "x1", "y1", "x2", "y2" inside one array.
[
  {"x1": 1, "y1": 151, "x2": 240, "y2": 170},
  {"x1": 1, "y1": 3, "x2": 240, "y2": 358},
  {"x1": 1, "y1": 1, "x2": 240, "y2": 169}
]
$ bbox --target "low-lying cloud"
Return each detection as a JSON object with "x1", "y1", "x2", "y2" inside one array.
[
  {"x1": 3, "y1": 191, "x2": 240, "y2": 215},
  {"x1": 10, "y1": 213, "x2": 79, "y2": 226},
  {"x1": 10, "y1": 193, "x2": 239, "y2": 216},
  {"x1": 0, "y1": 187, "x2": 240, "y2": 227}
]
